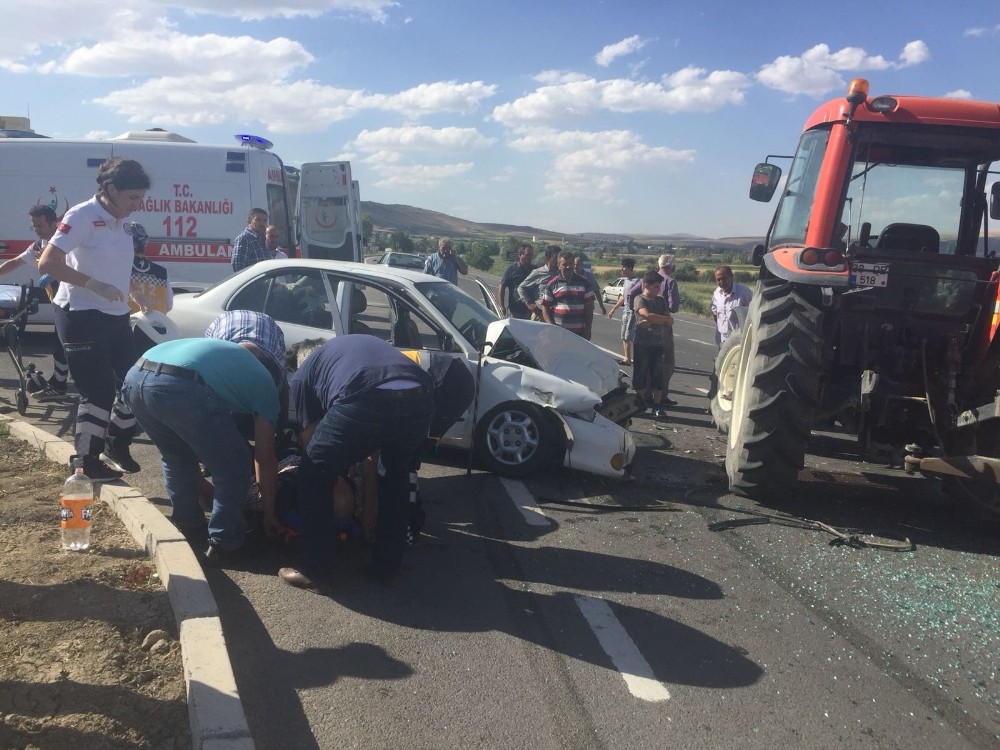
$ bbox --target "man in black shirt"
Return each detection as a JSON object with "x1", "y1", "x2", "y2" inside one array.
[{"x1": 497, "y1": 244, "x2": 536, "y2": 318}]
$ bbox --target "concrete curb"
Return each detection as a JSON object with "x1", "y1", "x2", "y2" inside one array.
[{"x1": 2, "y1": 415, "x2": 254, "y2": 750}]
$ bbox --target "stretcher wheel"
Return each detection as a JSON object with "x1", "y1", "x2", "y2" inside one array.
[{"x1": 16, "y1": 389, "x2": 28, "y2": 415}]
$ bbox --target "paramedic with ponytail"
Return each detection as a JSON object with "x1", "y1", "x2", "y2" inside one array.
[{"x1": 38, "y1": 157, "x2": 151, "y2": 482}]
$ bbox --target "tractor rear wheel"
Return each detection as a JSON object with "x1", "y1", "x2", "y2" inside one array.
[{"x1": 726, "y1": 279, "x2": 823, "y2": 498}]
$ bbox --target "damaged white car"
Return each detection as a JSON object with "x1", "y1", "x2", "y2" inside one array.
[{"x1": 167, "y1": 259, "x2": 637, "y2": 478}]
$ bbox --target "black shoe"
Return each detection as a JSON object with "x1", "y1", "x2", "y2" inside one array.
[
  {"x1": 663, "y1": 397, "x2": 678, "y2": 407},
  {"x1": 203, "y1": 543, "x2": 243, "y2": 567},
  {"x1": 47, "y1": 380, "x2": 68, "y2": 395},
  {"x1": 76, "y1": 455, "x2": 123, "y2": 483},
  {"x1": 101, "y1": 443, "x2": 141, "y2": 474}
]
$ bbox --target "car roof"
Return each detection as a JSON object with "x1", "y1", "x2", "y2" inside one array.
[{"x1": 236, "y1": 257, "x2": 441, "y2": 285}]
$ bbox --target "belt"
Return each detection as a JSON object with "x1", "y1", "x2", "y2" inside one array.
[
  {"x1": 377, "y1": 386, "x2": 428, "y2": 399},
  {"x1": 137, "y1": 358, "x2": 202, "y2": 383}
]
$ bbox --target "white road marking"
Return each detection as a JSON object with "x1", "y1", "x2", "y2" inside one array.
[
  {"x1": 687, "y1": 338, "x2": 715, "y2": 347},
  {"x1": 499, "y1": 477, "x2": 552, "y2": 526},
  {"x1": 574, "y1": 595, "x2": 671, "y2": 702},
  {"x1": 693, "y1": 387, "x2": 709, "y2": 394}
]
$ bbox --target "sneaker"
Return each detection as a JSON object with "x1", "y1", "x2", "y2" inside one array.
[
  {"x1": 663, "y1": 397, "x2": 678, "y2": 407},
  {"x1": 653, "y1": 406, "x2": 669, "y2": 418},
  {"x1": 101, "y1": 443, "x2": 141, "y2": 474},
  {"x1": 46, "y1": 379, "x2": 68, "y2": 395},
  {"x1": 32, "y1": 386, "x2": 69, "y2": 402},
  {"x1": 77, "y1": 455, "x2": 123, "y2": 483}
]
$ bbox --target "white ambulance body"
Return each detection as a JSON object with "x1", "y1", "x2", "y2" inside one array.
[{"x1": 0, "y1": 130, "x2": 295, "y2": 302}]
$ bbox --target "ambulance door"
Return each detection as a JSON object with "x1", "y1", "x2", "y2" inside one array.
[{"x1": 296, "y1": 162, "x2": 360, "y2": 263}]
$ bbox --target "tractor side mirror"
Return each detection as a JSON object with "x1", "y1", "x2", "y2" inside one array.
[
  {"x1": 749, "y1": 163, "x2": 782, "y2": 202},
  {"x1": 990, "y1": 182, "x2": 1000, "y2": 221}
]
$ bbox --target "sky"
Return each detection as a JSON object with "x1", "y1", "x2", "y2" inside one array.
[{"x1": 2, "y1": 0, "x2": 998, "y2": 239}]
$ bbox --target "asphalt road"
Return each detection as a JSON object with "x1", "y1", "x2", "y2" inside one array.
[{"x1": 3, "y1": 291, "x2": 998, "y2": 749}]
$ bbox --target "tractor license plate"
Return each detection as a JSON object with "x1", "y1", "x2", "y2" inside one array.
[{"x1": 850, "y1": 262, "x2": 889, "y2": 287}]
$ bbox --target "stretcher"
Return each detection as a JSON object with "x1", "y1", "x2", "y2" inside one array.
[{"x1": 0, "y1": 283, "x2": 47, "y2": 415}]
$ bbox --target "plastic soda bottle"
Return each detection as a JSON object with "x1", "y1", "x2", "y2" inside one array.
[{"x1": 60, "y1": 458, "x2": 94, "y2": 551}]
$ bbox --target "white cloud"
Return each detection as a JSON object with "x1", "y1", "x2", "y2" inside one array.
[
  {"x1": 356, "y1": 81, "x2": 498, "y2": 115},
  {"x1": 898, "y1": 40, "x2": 930, "y2": 67},
  {"x1": 508, "y1": 128, "x2": 695, "y2": 202},
  {"x1": 963, "y1": 24, "x2": 1000, "y2": 37},
  {"x1": 53, "y1": 29, "x2": 314, "y2": 79},
  {"x1": 372, "y1": 162, "x2": 474, "y2": 190},
  {"x1": 350, "y1": 126, "x2": 495, "y2": 152},
  {"x1": 493, "y1": 67, "x2": 748, "y2": 127},
  {"x1": 757, "y1": 41, "x2": 930, "y2": 97},
  {"x1": 84, "y1": 130, "x2": 113, "y2": 140},
  {"x1": 945, "y1": 89, "x2": 973, "y2": 99},
  {"x1": 158, "y1": 0, "x2": 397, "y2": 22},
  {"x1": 594, "y1": 35, "x2": 648, "y2": 67}
]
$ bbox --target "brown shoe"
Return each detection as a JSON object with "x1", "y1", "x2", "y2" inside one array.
[{"x1": 278, "y1": 567, "x2": 321, "y2": 590}]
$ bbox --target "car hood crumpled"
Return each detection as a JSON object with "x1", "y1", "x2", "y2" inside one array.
[{"x1": 483, "y1": 319, "x2": 621, "y2": 409}]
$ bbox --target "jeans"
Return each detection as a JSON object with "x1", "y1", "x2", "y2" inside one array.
[
  {"x1": 121, "y1": 367, "x2": 251, "y2": 550},
  {"x1": 299, "y1": 389, "x2": 434, "y2": 579}
]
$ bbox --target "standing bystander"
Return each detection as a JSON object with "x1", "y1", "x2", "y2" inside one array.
[
  {"x1": 711, "y1": 265, "x2": 753, "y2": 345},
  {"x1": 633, "y1": 271, "x2": 672, "y2": 416},
  {"x1": 423, "y1": 238, "x2": 467, "y2": 283},
  {"x1": 265, "y1": 224, "x2": 288, "y2": 259},
  {"x1": 657, "y1": 254, "x2": 681, "y2": 405},
  {"x1": 708, "y1": 265, "x2": 753, "y2": 399},
  {"x1": 606, "y1": 257, "x2": 639, "y2": 365},
  {"x1": 497, "y1": 244, "x2": 536, "y2": 319},
  {"x1": 541, "y1": 250, "x2": 595, "y2": 339},
  {"x1": 231, "y1": 208, "x2": 270, "y2": 272},
  {"x1": 516, "y1": 245, "x2": 560, "y2": 321},
  {"x1": 575, "y1": 256, "x2": 608, "y2": 315}
]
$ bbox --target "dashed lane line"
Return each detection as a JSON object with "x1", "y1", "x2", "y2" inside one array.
[
  {"x1": 574, "y1": 595, "x2": 671, "y2": 702},
  {"x1": 499, "y1": 477, "x2": 552, "y2": 526}
]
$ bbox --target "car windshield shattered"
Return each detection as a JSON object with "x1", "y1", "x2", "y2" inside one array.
[{"x1": 415, "y1": 280, "x2": 499, "y2": 349}]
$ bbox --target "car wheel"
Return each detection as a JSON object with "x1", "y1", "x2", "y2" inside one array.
[{"x1": 475, "y1": 401, "x2": 560, "y2": 477}]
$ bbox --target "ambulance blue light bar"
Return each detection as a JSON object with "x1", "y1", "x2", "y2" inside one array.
[{"x1": 235, "y1": 134, "x2": 273, "y2": 150}]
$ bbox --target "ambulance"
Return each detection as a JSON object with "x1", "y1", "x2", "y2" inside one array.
[{"x1": 0, "y1": 127, "x2": 362, "y2": 321}]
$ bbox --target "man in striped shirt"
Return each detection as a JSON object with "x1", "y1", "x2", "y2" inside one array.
[{"x1": 541, "y1": 250, "x2": 595, "y2": 339}]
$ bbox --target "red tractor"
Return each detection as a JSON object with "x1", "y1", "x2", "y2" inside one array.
[{"x1": 713, "y1": 78, "x2": 1000, "y2": 520}]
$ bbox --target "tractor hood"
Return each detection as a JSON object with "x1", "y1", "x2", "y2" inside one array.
[{"x1": 482, "y1": 319, "x2": 622, "y2": 406}]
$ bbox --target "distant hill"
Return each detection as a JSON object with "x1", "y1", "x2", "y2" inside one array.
[{"x1": 360, "y1": 201, "x2": 761, "y2": 248}]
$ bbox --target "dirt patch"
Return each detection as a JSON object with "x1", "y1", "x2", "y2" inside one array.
[{"x1": 0, "y1": 428, "x2": 189, "y2": 749}]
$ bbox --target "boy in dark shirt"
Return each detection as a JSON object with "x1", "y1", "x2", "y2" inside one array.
[{"x1": 633, "y1": 271, "x2": 673, "y2": 417}]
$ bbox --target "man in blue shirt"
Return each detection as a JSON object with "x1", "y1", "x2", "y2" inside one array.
[
  {"x1": 279, "y1": 335, "x2": 435, "y2": 589},
  {"x1": 231, "y1": 208, "x2": 270, "y2": 272},
  {"x1": 423, "y1": 237, "x2": 468, "y2": 284},
  {"x1": 121, "y1": 338, "x2": 281, "y2": 562}
]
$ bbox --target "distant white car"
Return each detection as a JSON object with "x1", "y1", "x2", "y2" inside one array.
[
  {"x1": 168, "y1": 259, "x2": 637, "y2": 479},
  {"x1": 602, "y1": 276, "x2": 630, "y2": 304}
]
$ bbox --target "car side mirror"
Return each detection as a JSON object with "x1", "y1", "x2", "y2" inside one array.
[
  {"x1": 749, "y1": 163, "x2": 782, "y2": 202},
  {"x1": 990, "y1": 182, "x2": 1000, "y2": 221},
  {"x1": 751, "y1": 244, "x2": 766, "y2": 266}
]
